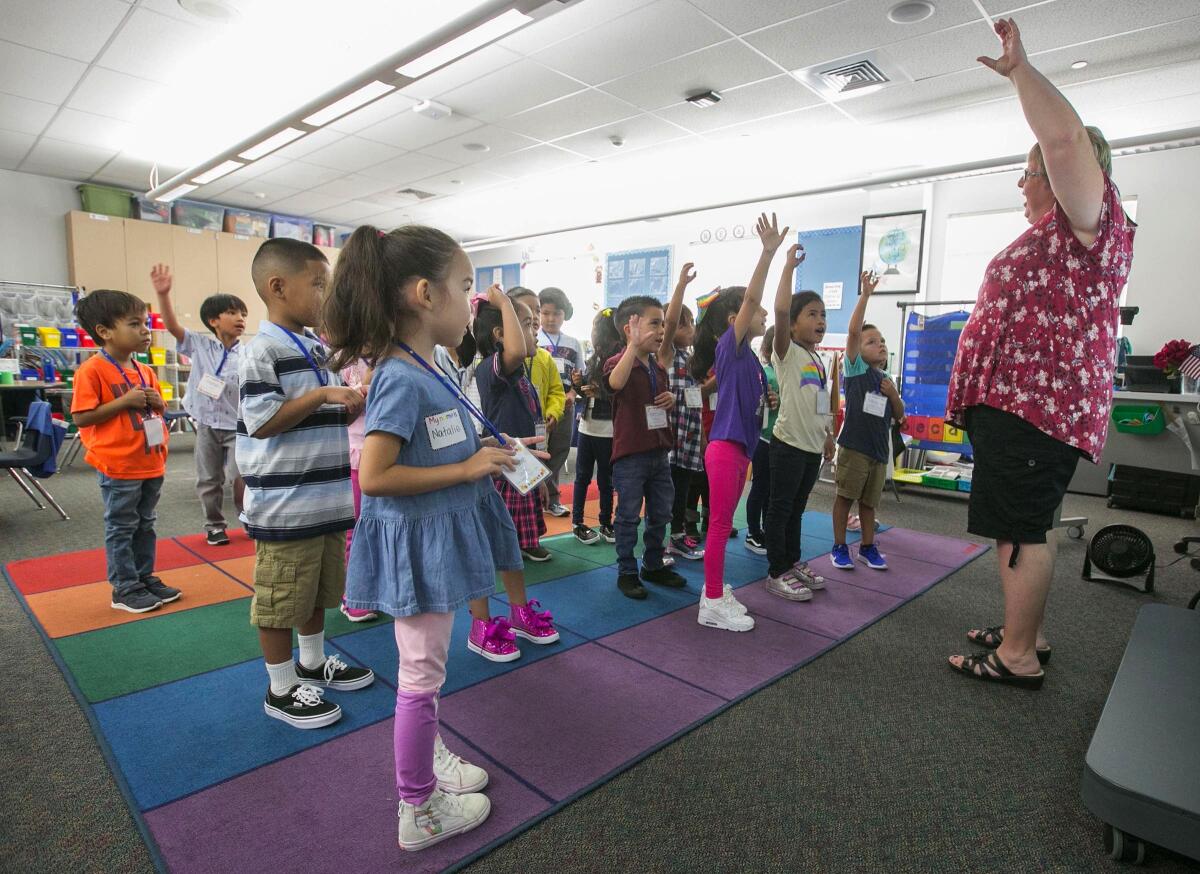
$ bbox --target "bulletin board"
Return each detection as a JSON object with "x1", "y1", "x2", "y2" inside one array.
[
  {"x1": 605, "y1": 247, "x2": 672, "y2": 308},
  {"x1": 899, "y1": 309, "x2": 972, "y2": 454},
  {"x1": 794, "y1": 226, "x2": 863, "y2": 335},
  {"x1": 475, "y1": 263, "x2": 522, "y2": 293}
]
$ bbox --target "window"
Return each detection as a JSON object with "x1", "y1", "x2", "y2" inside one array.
[{"x1": 605, "y1": 247, "x2": 672, "y2": 308}]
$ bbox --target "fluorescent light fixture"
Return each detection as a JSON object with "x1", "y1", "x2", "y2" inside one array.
[
  {"x1": 191, "y1": 159, "x2": 244, "y2": 184},
  {"x1": 685, "y1": 90, "x2": 722, "y2": 108},
  {"x1": 303, "y1": 80, "x2": 395, "y2": 126},
  {"x1": 397, "y1": 8, "x2": 531, "y2": 78},
  {"x1": 239, "y1": 127, "x2": 306, "y2": 161},
  {"x1": 155, "y1": 183, "x2": 198, "y2": 203}
]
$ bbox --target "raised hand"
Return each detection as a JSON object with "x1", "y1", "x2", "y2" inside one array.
[
  {"x1": 783, "y1": 243, "x2": 806, "y2": 271},
  {"x1": 150, "y1": 263, "x2": 172, "y2": 296},
  {"x1": 486, "y1": 283, "x2": 507, "y2": 307},
  {"x1": 860, "y1": 270, "x2": 880, "y2": 296},
  {"x1": 977, "y1": 17, "x2": 1027, "y2": 78},
  {"x1": 676, "y1": 261, "x2": 697, "y2": 289},
  {"x1": 755, "y1": 212, "x2": 790, "y2": 252}
]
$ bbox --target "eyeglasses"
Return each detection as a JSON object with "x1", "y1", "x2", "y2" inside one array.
[{"x1": 1020, "y1": 169, "x2": 1046, "y2": 183}]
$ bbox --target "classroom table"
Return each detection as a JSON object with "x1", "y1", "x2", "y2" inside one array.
[{"x1": 0, "y1": 381, "x2": 70, "y2": 449}]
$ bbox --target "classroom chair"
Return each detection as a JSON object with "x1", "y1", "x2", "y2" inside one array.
[{"x1": 0, "y1": 409, "x2": 69, "y2": 520}]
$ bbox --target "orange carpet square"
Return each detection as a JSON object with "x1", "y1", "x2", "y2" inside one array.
[
  {"x1": 173, "y1": 529, "x2": 256, "y2": 562},
  {"x1": 212, "y1": 555, "x2": 256, "y2": 586},
  {"x1": 8, "y1": 541, "x2": 202, "y2": 596}
]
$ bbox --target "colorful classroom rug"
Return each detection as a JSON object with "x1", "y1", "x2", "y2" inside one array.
[{"x1": 6, "y1": 502, "x2": 988, "y2": 874}]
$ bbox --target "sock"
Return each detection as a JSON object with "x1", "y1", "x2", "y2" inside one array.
[
  {"x1": 266, "y1": 659, "x2": 299, "y2": 696},
  {"x1": 298, "y1": 631, "x2": 325, "y2": 670}
]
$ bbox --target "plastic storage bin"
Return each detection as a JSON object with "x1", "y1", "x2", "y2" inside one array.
[
  {"x1": 313, "y1": 224, "x2": 336, "y2": 247},
  {"x1": 270, "y1": 214, "x2": 314, "y2": 242},
  {"x1": 161, "y1": 383, "x2": 174, "y2": 401},
  {"x1": 223, "y1": 208, "x2": 271, "y2": 238},
  {"x1": 18, "y1": 325, "x2": 38, "y2": 345},
  {"x1": 37, "y1": 327, "x2": 61, "y2": 347},
  {"x1": 78, "y1": 331, "x2": 96, "y2": 348},
  {"x1": 134, "y1": 352, "x2": 150, "y2": 364},
  {"x1": 171, "y1": 199, "x2": 224, "y2": 231},
  {"x1": 134, "y1": 197, "x2": 170, "y2": 223},
  {"x1": 61, "y1": 328, "x2": 79, "y2": 347},
  {"x1": 78, "y1": 184, "x2": 133, "y2": 218},
  {"x1": 150, "y1": 347, "x2": 166, "y2": 365},
  {"x1": 1111, "y1": 404, "x2": 1166, "y2": 435}
]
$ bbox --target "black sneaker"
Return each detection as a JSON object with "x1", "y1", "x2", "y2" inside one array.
[
  {"x1": 641, "y1": 566, "x2": 687, "y2": 588},
  {"x1": 574, "y1": 525, "x2": 600, "y2": 545},
  {"x1": 546, "y1": 502, "x2": 570, "y2": 518},
  {"x1": 744, "y1": 534, "x2": 767, "y2": 555},
  {"x1": 264, "y1": 683, "x2": 342, "y2": 729},
  {"x1": 522, "y1": 546, "x2": 552, "y2": 562},
  {"x1": 599, "y1": 524, "x2": 616, "y2": 543},
  {"x1": 142, "y1": 576, "x2": 181, "y2": 604},
  {"x1": 111, "y1": 587, "x2": 162, "y2": 613},
  {"x1": 206, "y1": 529, "x2": 230, "y2": 546},
  {"x1": 617, "y1": 573, "x2": 647, "y2": 600},
  {"x1": 295, "y1": 654, "x2": 375, "y2": 691}
]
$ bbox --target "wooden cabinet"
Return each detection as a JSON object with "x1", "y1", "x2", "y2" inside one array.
[
  {"x1": 66, "y1": 212, "x2": 127, "y2": 292},
  {"x1": 123, "y1": 219, "x2": 173, "y2": 304},
  {"x1": 216, "y1": 233, "x2": 266, "y2": 329},
  {"x1": 171, "y1": 226, "x2": 219, "y2": 332}
]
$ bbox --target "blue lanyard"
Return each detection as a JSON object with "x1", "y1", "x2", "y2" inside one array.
[
  {"x1": 520, "y1": 358, "x2": 543, "y2": 419},
  {"x1": 215, "y1": 343, "x2": 237, "y2": 377},
  {"x1": 540, "y1": 329, "x2": 559, "y2": 357},
  {"x1": 646, "y1": 356, "x2": 658, "y2": 396},
  {"x1": 275, "y1": 325, "x2": 328, "y2": 386},
  {"x1": 397, "y1": 343, "x2": 504, "y2": 442},
  {"x1": 101, "y1": 350, "x2": 148, "y2": 389}
]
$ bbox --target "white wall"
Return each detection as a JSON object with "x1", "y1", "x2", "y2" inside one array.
[{"x1": 0, "y1": 169, "x2": 79, "y2": 286}]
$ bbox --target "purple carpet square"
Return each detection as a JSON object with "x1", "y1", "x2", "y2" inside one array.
[
  {"x1": 438, "y1": 643, "x2": 724, "y2": 801},
  {"x1": 870, "y1": 527, "x2": 988, "y2": 568},
  {"x1": 144, "y1": 720, "x2": 549, "y2": 874},
  {"x1": 597, "y1": 606, "x2": 834, "y2": 700},
  {"x1": 735, "y1": 578, "x2": 903, "y2": 639},
  {"x1": 804, "y1": 550, "x2": 951, "y2": 599}
]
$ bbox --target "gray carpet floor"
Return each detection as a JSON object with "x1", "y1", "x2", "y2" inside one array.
[{"x1": 2, "y1": 433, "x2": 1198, "y2": 873}]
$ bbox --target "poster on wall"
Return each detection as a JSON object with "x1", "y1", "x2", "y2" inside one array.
[
  {"x1": 899, "y1": 309, "x2": 972, "y2": 455},
  {"x1": 605, "y1": 247, "x2": 672, "y2": 308},
  {"x1": 859, "y1": 210, "x2": 926, "y2": 295},
  {"x1": 475, "y1": 263, "x2": 521, "y2": 294}
]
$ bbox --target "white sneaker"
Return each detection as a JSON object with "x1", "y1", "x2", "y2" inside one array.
[
  {"x1": 721, "y1": 584, "x2": 748, "y2": 615},
  {"x1": 787, "y1": 562, "x2": 825, "y2": 590},
  {"x1": 398, "y1": 788, "x2": 491, "y2": 852},
  {"x1": 434, "y1": 735, "x2": 488, "y2": 794},
  {"x1": 698, "y1": 594, "x2": 755, "y2": 632},
  {"x1": 766, "y1": 574, "x2": 813, "y2": 602}
]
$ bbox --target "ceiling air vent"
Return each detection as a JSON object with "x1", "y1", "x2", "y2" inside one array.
[
  {"x1": 792, "y1": 50, "x2": 908, "y2": 103},
  {"x1": 396, "y1": 188, "x2": 437, "y2": 201},
  {"x1": 820, "y1": 59, "x2": 889, "y2": 95}
]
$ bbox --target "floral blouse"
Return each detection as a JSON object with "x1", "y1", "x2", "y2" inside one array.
[{"x1": 947, "y1": 175, "x2": 1135, "y2": 462}]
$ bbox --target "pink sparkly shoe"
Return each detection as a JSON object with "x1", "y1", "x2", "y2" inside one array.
[
  {"x1": 467, "y1": 617, "x2": 520, "y2": 663},
  {"x1": 340, "y1": 598, "x2": 378, "y2": 623},
  {"x1": 509, "y1": 599, "x2": 560, "y2": 645}
]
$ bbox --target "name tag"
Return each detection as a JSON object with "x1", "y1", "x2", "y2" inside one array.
[
  {"x1": 684, "y1": 386, "x2": 702, "y2": 409},
  {"x1": 645, "y1": 404, "x2": 669, "y2": 430},
  {"x1": 553, "y1": 357, "x2": 569, "y2": 375},
  {"x1": 143, "y1": 415, "x2": 166, "y2": 449},
  {"x1": 196, "y1": 373, "x2": 227, "y2": 400},
  {"x1": 709, "y1": 391, "x2": 718, "y2": 409},
  {"x1": 863, "y1": 392, "x2": 889, "y2": 417},
  {"x1": 503, "y1": 441, "x2": 552, "y2": 496},
  {"x1": 815, "y1": 389, "x2": 831, "y2": 416},
  {"x1": 425, "y1": 409, "x2": 467, "y2": 450},
  {"x1": 761, "y1": 399, "x2": 770, "y2": 430}
]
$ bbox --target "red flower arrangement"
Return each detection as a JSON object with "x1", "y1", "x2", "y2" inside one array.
[{"x1": 1153, "y1": 338, "x2": 1195, "y2": 375}]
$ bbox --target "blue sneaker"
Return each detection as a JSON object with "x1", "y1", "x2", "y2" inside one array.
[
  {"x1": 858, "y1": 544, "x2": 888, "y2": 570},
  {"x1": 830, "y1": 543, "x2": 854, "y2": 570}
]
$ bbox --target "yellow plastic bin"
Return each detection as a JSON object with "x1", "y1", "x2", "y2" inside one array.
[
  {"x1": 161, "y1": 383, "x2": 174, "y2": 401},
  {"x1": 37, "y1": 327, "x2": 62, "y2": 347},
  {"x1": 150, "y1": 347, "x2": 167, "y2": 365}
]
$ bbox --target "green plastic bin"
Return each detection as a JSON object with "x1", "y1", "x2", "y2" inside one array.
[
  {"x1": 78, "y1": 184, "x2": 133, "y2": 218},
  {"x1": 1111, "y1": 404, "x2": 1166, "y2": 435}
]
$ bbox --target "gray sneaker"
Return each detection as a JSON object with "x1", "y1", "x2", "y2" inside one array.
[
  {"x1": 143, "y1": 576, "x2": 182, "y2": 604},
  {"x1": 111, "y1": 587, "x2": 162, "y2": 613}
]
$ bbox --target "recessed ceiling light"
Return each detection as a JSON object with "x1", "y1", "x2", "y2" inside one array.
[
  {"x1": 1071, "y1": 60, "x2": 1088, "y2": 70},
  {"x1": 253, "y1": 192, "x2": 267, "y2": 200},
  {"x1": 685, "y1": 90, "x2": 722, "y2": 108},
  {"x1": 887, "y1": 1, "x2": 935, "y2": 24},
  {"x1": 177, "y1": 0, "x2": 240, "y2": 22},
  {"x1": 462, "y1": 143, "x2": 489, "y2": 152}
]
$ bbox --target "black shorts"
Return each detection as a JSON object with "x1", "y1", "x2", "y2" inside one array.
[{"x1": 964, "y1": 405, "x2": 1081, "y2": 544}]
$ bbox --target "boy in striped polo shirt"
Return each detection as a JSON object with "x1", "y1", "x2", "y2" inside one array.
[{"x1": 236, "y1": 239, "x2": 374, "y2": 729}]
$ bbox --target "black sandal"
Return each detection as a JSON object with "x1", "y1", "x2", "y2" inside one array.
[
  {"x1": 948, "y1": 651, "x2": 1045, "y2": 690},
  {"x1": 966, "y1": 625, "x2": 1052, "y2": 665}
]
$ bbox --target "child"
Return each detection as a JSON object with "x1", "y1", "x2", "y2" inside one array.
[
  {"x1": 605, "y1": 297, "x2": 687, "y2": 599},
  {"x1": 470, "y1": 291, "x2": 561, "y2": 660},
  {"x1": 570, "y1": 308, "x2": 621, "y2": 545},
  {"x1": 72, "y1": 290, "x2": 176, "y2": 613},
  {"x1": 690, "y1": 213, "x2": 788, "y2": 632},
  {"x1": 339, "y1": 358, "x2": 378, "y2": 622},
  {"x1": 236, "y1": 238, "x2": 374, "y2": 731},
  {"x1": 324, "y1": 225, "x2": 508, "y2": 851},
  {"x1": 537, "y1": 286, "x2": 583, "y2": 517},
  {"x1": 830, "y1": 271, "x2": 905, "y2": 571},
  {"x1": 508, "y1": 287, "x2": 565, "y2": 517},
  {"x1": 744, "y1": 326, "x2": 781, "y2": 554},
  {"x1": 150, "y1": 264, "x2": 246, "y2": 546},
  {"x1": 765, "y1": 246, "x2": 831, "y2": 602},
  {"x1": 661, "y1": 264, "x2": 705, "y2": 562}
]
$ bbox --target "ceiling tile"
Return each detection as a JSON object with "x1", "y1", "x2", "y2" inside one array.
[
  {"x1": 20, "y1": 137, "x2": 118, "y2": 178},
  {"x1": 210, "y1": 154, "x2": 291, "y2": 185},
  {"x1": 0, "y1": 41, "x2": 87, "y2": 103},
  {"x1": 254, "y1": 161, "x2": 344, "y2": 189},
  {"x1": 358, "y1": 152, "x2": 460, "y2": 185},
  {"x1": 311, "y1": 200, "x2": 394, "y2": 223},
  {"x1": 96, "y1": 7, "x2": 202, "y2": 82},
  {"x1": 309, "y1": 174, "x2": 392, "y2": 200},
  {"x1": 399, "y1": 44, "x2": 522, "y2": 100},
  {"x1": 500, "y1": 90, "x2": 639, "y2": 141},
  {"x1": 532, "y1": 0, "x2": 729, "y2": 85},
  {"x1": 0, "y1": 0, "x2": 130, "y2": 62},
  {"x1": 356, "y1": 110, "x2": 483, "y2": 151},
  {"x1": 267, "y1": 191, "x2": 345, "y2": 216},
  {"x1": 66, "y1": 67, "x2": 166, "y2": 123},
  {"x1": 222, "y1": 183, "x2": 302, "y2": 208},
  {"x1": 684, "y1": 0, "x2": 845, "y2": 35},
  {"x1": 270, "y1": 128, "x2": 346, "y2": 161},
  {"x1": 837, "y1": 66, "x2": 1005, "y2": 124},
  {"x1": 477, "y1": 144, "x2": 586, "y2": 179},
  {"x1": 437, "y1": 58, "x2": 584, "y2": 123},
  {"x1": 416, "y1": 166, "x2": 512, "y2": 196},
  {"x1": 553, "y1": 113, "x2": 691, "y2": 158},
  {"x1": 0, "y1": 130, "x2": 36, "y2": 169},
  {"x1": 701, "y1": 102, "x2": 849, "y2": 141},
  {"x1": 300, "y1": 136, "x2": 406, "y2": 173},
  {"x1": 499, "y1": 0, "x2": 653, "y2": 55},
  {"x1": 656, "y1": 74, "x2": 824, "y2": 133},
  {"x1": 990, "y1": 0, "x2": 1200, "y2": 56},
  {"x1": 327, "y1": 91, "x2": 419, "y2": 135},
  {"x1": 44, "y1": 108, "x2": 136, "y2": 152},
  {"x1": 1029, "y1": 15, "x2": 1200, "y2": 82},
  {"x1": 417, "y1": 125, "x2": 540, "y2": 165},
  {"x1": 742, "y1": 0, "x2": 976, "y2": 72},
  {"x1": 358, "y1": 208, "x2": 420, "y2": 229},
  {"x1": 598, "y1": 40, "x2": 782, "y2": 111},
  {"x1": 0, "y1": 93, "x2": 57, "y2": 136}
]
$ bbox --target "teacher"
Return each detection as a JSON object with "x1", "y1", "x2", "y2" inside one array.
[{"x1": 945, "y1": 18, "x2": 1136, "y2": 688}]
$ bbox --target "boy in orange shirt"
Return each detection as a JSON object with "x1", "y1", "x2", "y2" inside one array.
[{"x1": 72, "y1": 290, "x2": 177, "y2": 614}]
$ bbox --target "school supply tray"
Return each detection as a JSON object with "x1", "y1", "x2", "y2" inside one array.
[{"x1": 1111, "y1": 404, "x2": 1166, "y2": 435}]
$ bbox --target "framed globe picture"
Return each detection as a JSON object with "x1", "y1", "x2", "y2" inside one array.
[{"x1": 858, "y1": 210, "x2": 926, "y2": 294}]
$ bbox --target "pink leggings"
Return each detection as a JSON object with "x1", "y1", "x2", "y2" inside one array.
[
  {"x1": 393, "y1": 612, "x2": 454, "y2": 804},
  {"x1": 703, "y1": 439, "x2": 751, "y2": 599}
]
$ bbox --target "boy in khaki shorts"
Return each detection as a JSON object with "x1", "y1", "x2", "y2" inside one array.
[
  {"x1": 830, "y1": 271, "x2": 905, "y2": 572},
  {"x1": 236, "y1": 238, "x2": 374, "y2": 730}
]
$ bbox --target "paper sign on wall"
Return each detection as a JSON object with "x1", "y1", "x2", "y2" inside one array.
[
  {"x1": 492, "y1": 267, "x2": 504, "y2": 286},
  {"x1": 822, "y1": 281, "x2": 843, "y2": 310}
]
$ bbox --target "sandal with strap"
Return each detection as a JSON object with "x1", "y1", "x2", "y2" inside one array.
[
  {"x1": 966, "y1": 625, "x2": 1052, "y2": 665},
  {"x1": 948, "y1": 651, "x2": 1045, "y2": 690}
]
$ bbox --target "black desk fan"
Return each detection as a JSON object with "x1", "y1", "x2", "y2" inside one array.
[{"x1": 1083, "y1": 525, "x2": 1156, "y2": 593}]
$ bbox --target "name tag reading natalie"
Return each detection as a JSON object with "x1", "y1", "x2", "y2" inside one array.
[
  {"x1": 645, "y1": 404, "x2": 669, "y2": 430},
  {"x1": 863, "y1": 392, "x2": 889, "y2": 417},
  {"x1": 684, "y1": 386, "x2": 702, "y2": 409},
  {"x1": 196, "y1": 373, "x2": 227, "y2": 400},
  {"x1": 142, "y1": 415, "x2": 166, "y2": 449},
  {"x1": 425, "y1": 409, "x2": 467, "y2": 450}
]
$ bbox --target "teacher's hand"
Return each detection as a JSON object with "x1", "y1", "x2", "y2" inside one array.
[{"x1": 977, "y1": 17, "x2": 1027, "y2": 78}]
